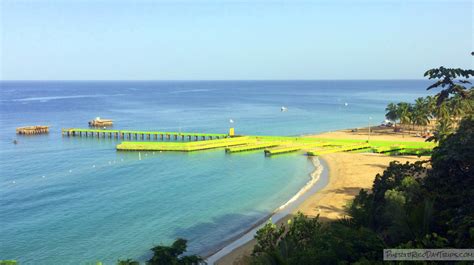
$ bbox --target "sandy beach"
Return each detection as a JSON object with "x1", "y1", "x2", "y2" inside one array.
[{"x1": 215, "y1": 128, "x2": 429, "y2": 265}]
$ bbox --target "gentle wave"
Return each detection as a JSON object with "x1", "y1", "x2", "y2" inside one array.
[
  {"x1": 276, "y1": 157, "x2": 323, "y2": 211},
  {"x1": 12, "y1": 94, "x2": 125, "y2": 102},
  {"x1": 169, "y1": 89, "x2": 213, "y2": 94}
]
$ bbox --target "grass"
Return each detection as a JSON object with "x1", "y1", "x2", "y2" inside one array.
[{"x1": 307, "y1": 143, "x2": 371, "y2": 156}]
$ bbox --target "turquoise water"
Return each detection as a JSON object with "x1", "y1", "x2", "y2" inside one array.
[{"x1": 0, "y1": 81, "x2": 432, "y2": 264}]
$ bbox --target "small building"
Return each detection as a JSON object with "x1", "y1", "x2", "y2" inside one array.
[
  {"x1": 16, "y1": 126, "x2": 49, "y2": 135},
  {"x1": 89, "y1": 117, "x2": 113, "y2": 127}
]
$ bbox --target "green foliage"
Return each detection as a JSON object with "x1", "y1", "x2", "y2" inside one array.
[
  {"x1": 424, "y1": 66, "x2": 474, "y2": 105},
  {"x1": 251, "y1": 213, "x2": 385, "y2": 264},
  {"x1": 425, "y1": 117, "x2": 474, "y2": 248},
  {"x1": 385, "y1": 102, "x2": 399, "y2": 125},
  {"x1": 253, "y1": 220, "x2": 286, "y2": 256},
  {"x1": 411, "y1": 97, "x2": 431, "y2": 130},
  {"x1": 118, "y1": 259, "x2": 140, "y2": 265},
  {"x1": 146, "y1": 238, "x2": 205, "y2": 265},
  {"x1": 398, "y1": 233, "x2": 449, "y2": 249},
  {"x1": 397, "y1": 102, "x2": 412, "y2": 125},
  {"x1": 384, "y1": 63, "x2": 473, "y2": 142}
]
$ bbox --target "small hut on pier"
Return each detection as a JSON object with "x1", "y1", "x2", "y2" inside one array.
[{"x1": 89, "y1": 117, "x2": 113, "y2": 127}]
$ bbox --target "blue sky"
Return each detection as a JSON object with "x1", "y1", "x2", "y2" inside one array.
[{"x1": 0, "y1": 0, "x2": 472, "y2": 80}]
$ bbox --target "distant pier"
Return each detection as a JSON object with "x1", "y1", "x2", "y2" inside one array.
[
  {"x1": 17, "y1": 126, "x2": 49, "y2": 135},
  {"x1": 61, "y1": 128, "x2": 228, "y2": 141}
]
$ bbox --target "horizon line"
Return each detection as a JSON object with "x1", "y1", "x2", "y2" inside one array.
[{"x1": 0, "y1": 78, "x2": 432, "y2": 82}]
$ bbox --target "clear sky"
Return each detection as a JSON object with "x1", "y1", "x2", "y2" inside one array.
[{"x1": 0, "y1": 0, "x2": 472, "y2": 80}]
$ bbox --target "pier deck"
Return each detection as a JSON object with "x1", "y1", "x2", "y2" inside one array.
[
  {"x1": 62, "y1": 128, "x2": 227, "y2": 141},
  {"x1": 225, "y1": 142, "x2": 282, "y2": 153},
  {"x1": 264, "y1": 142, "x2": 328, "y2": 156},
  {"x1": 117, "y1": 137, "x2": 253, "y2": 151}
]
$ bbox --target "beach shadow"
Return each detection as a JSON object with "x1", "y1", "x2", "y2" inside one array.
[
  {"x1": 330, "y1": 187, "x2": 364, "y2": 196},
  {"x1": 363, "y1": 163, "x2": 390, "y2": 170},
  {"x1": 170, "y1": 211, "x2": 269, "y2": 256},
  {"x1": 319, "y1": 205, "x2": 345, "y2": 214}
]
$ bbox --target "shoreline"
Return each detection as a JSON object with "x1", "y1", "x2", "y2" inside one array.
[
  {"x1": 205, "y1": 156, "x2": 328, "y2": 264},
  {"x1": 211, "y1": 126, "x2": 429, "y2": 264}
]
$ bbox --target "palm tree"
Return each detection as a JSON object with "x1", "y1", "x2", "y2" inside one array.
[
  {"x1": 434, "y1": 102, "x2": 450, "y2": 123},
  {"x1": 397, "y1": 102, "x2": 412, "y2": 131},
  {"x1": 385, "y1": 103, "x2": 399, "y2": 128},
  {"x1": 412, "y1": 97, "x2": 430, "y2": 132}
]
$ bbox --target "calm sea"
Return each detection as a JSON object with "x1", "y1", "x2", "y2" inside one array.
[{"x1": 0, "y1": 80, "x2": 431, "y2": 264}]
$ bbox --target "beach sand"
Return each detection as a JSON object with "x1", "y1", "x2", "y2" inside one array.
[{"x1": 215, "y1": 129, "x2": 428, "y2": 265}]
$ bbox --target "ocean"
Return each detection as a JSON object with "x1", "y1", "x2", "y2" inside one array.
[{"x1": 0, "y1": 80, "x2": 432, "y2": 264}]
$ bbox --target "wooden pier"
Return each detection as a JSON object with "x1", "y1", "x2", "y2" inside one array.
[
  {"x1": 60, "y1": 128, "x2": 435, "y2": 157},
  {"x1": 16, "y1": 126, "x2": 49, "y2": 135},
  {"x1": 62, "y1": 128, "x2": 228, "y2": 141}
]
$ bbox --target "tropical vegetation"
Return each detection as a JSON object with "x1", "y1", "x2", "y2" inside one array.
[
  {"x1": 247, "y1": 65, "x2": 473, "y2": 264},
  {"x1": 384, "y1": 67, "x2": 473, "y2": 142},
  {"x1": 117, "y1": 238, "x2": 204, "y2": 265}
]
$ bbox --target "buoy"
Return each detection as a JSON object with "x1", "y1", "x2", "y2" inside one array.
[
  {"x1": 344, "y1": 102, "x2": 348, "y2": 106},
  {"x1": 13, "y1": 140, "x2": 18, "y2": 145}
]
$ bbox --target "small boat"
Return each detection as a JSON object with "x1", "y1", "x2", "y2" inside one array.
[{"x1": 281, "y1": 106, "x2": 288, "y2": 112}]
